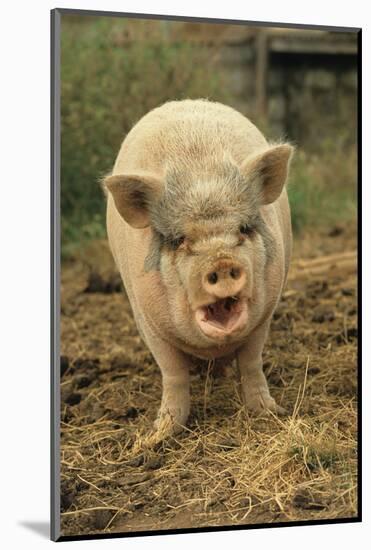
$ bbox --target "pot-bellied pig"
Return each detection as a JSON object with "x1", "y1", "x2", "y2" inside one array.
[{"x1": 104, "y1": 99, "x2": 293, "y2": 433}]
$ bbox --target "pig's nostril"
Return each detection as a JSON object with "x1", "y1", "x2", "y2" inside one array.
[
  {"x1": 207, "y1": 272, "x2": 218, "y2": 285},
  {"x1": 230, "y1": 268, "x2": 241, "y2": 280}
]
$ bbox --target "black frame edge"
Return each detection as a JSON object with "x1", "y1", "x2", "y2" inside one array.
[
  {"x1": 57, "y1": 516, "x2": 361, "y2": 543},
  {"x1": 56, "y1": 7, "x2": 361, "y2": 33},
  {"x1": 356, "y1": 28, "x2": 362, "y2": 523}
]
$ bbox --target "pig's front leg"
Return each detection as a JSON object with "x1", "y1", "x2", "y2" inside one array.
[
  {"x1": 142, "y1": 328, "x2": 190, "y2": 434},
  {"x1": 238, "y1": 320, "x2": 285, "y2": 415}
]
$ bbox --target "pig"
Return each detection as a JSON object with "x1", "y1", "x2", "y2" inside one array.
[{"x1": 104, "y1": 99, "x2": 293, "y2": 434}]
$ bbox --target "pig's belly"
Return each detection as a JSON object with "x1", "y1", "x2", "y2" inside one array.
[{"x1": 176, "y1": 340, "x2": 242, "y2": 361}]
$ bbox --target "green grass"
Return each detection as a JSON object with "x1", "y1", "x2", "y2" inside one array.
[
  {"x1": 60, "y1": 15, "x2": 231, "y2": 258},
  {"x1": 288, "y1": 147, "x2": 357, "y2": 232},
  {"x1": 60, "y1": 15, "x2": 357, "y2": 258},
  {"x1": 289, "y1": 441, "x2": 342, "y2": 472}
]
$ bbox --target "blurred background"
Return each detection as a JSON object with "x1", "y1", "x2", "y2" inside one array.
[{"x1": 60, "y1": 14, "x2": 358, "y2": 258}]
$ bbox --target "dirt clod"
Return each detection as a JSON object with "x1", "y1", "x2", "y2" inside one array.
[
  {"x1": 292, "y1": 489, "x2": 327, "y2": 510},
  {"x1": 74, "y1": 358, "x2": 100, "y2": 370},
  {"x1": 123, "y1": 406, "x2": 139, "y2": 419},
  {"x1": 64, "y1": 392, "x2": 82, "y2": 406},
  {"x1": 84, "y1": 271, "x2": 123, "y2": 294},
  {"x1": 75, "y1": 374, "x2": 95, "y2": 389},
  {"x1": 60, "y1": 491, "x2": 75, "y2": 512},
  {"x1": 117, "y1": 472, "x2": 151, "y2": 487},
  {"x1": 92, "y1": 509, "x2": 114, "y2": 530},
  {"x1": 126, "y1": 455, "x2": 145, "y2": 468},
  {"x1": 60, "y1": 355, "x2": 69, "y2": 377},
  {"x1": 312, "y1": 306, "x2": 335, "y2": 323},
  {"x1": 328, "y1": 226, "x2": 344, "y2": 237},
  {"x1": 144, "y1": 456, "x2": 164, "y2": 470}
]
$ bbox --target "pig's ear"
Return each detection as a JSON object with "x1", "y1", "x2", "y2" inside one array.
[
  {"x1": 242, "y1": 144, "x2": 294, "y2": 205},
  {"x1": 104, "y1": 173, "x2": 161, "y2": 228}
]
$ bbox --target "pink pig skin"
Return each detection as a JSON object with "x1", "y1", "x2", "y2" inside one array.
[{"x1": 105, "y1": 99, "x2": 293, "y2": 433}]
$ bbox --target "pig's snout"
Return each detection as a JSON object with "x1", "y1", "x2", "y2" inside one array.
[{"x1": 203, "y1": 260, "x2": 246, "y2": 298}]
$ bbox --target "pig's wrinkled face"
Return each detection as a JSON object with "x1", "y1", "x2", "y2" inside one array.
[
  {"x1": 105, "y1": 143, "x2": 292, "y2": 344},
  {"x1": 147, "y1": 161, "x2": 275, "y2": 342}
]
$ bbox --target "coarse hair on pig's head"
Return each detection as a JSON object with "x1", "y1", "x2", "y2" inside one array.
[{"x1": 105, "y1": 143, "x2": 293, "y2": 341}]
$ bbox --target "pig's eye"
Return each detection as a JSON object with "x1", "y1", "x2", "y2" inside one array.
[
  {"x1": 169, "y1": 236, "x2": 185, "y2": 250},
  {"x1": 239, "y1": 224, "x2": 254, "y2": 236}
]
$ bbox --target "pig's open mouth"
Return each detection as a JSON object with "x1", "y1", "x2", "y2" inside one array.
[{"x1": 195, "y1": 295, "x2": 248, "y2": 339}]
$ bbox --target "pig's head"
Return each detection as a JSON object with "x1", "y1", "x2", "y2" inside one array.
[{"x1": 105, "y1": 144, "x2": 293, "y2": 343}]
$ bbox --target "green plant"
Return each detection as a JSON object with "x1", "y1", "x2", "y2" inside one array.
[
  {"x1": 60, "y1": 16, "x2": 357, "y2": 257},
  {"x1": 61, "y1": 16, "x2": 231, "y2": 257},
  {"x1": 288, "y1": 146, "x2": 357, "y2": 232}
]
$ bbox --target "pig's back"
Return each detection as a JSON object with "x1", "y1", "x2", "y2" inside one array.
[{"x1": 113, "y1": 99, "x2": 268, "y2": 176}]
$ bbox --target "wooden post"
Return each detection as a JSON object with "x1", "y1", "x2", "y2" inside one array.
[{"x1": 255, "y1": 29, "x2": 268, "y2": 119}]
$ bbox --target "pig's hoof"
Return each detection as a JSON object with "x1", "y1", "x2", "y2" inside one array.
[
  {"x1": 270, "y1": 402, "x2": 287, "y2": 415},
  {"x1": 154, "y1": 409, "x2": 188, "y2": 436},
  {"x1": 244, "y1": 393, "x2": 287, "y2": 416}
]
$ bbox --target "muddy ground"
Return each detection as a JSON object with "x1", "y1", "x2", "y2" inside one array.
[{"x1": 60, "y1": 224, "x2": 358, "y2": 537}]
